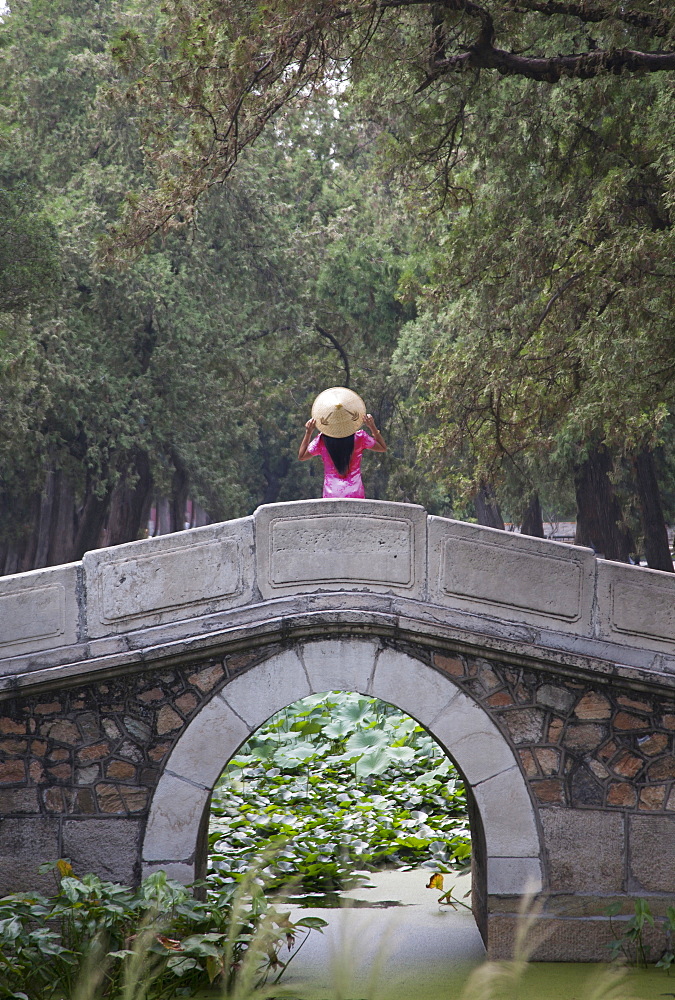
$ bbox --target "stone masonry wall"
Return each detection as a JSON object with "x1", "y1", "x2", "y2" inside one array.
[
  {"x1": 2, "y1": 637, "x2": 675, "y2": 901},
  {"x1": 428, "y1": 649, "x2": 675, "y2": 816},
  {"x1": 0, "y1": 648, "x2": 267, "y2": 894}
]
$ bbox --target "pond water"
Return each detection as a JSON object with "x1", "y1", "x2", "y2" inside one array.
[{"x1": 271, "y1": 870, "x2": 671, "y2": 1000}]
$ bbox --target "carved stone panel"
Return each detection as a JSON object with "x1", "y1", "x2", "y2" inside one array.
[
  {"x1": 0, "y1": 564, "x2": 78, "y2": 662},
  {"x1": 255, "y1": 499, "x2": 427, "y2": 599},
  {"x1": 597, "y1": 560, "x2": 675, "y2": 651},
  {"x1": 83, "y1": 518, "x2": 255, "y2": 638},
  {"x1": 428, "y1": 516, "x2": 595, "y2": 634}
]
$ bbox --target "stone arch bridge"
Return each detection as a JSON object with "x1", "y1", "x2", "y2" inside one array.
[{"x1": 1, "y1": 500, "x2": 675, "y2": 961}]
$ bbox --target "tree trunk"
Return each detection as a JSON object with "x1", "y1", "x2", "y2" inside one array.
[
  {"x1": 47, "y1": 471, "x2": 76, "y2": 566},
  {"x1": 3, "y1": 547, "x2": 19, "y2": 575},
  {"x1": 261, "y1": 454, "x2": 290, "y2": 505},
  {"x1": 17, "y1": 495, "x2": 40, "y2": 572},
  {"x1": 34, "y1": 467, "x2": 57, "y2": 569},
  {"x1": 633, "y1": 448, "x2": 673, "y2": 572},
  {"x1": 105, "y1": 450, "x2": 154, "y2": 546},
  {"x1": 474, "y1": 481, "x2": 505, "y2": 529},
  {"x1": 155, "y1": 497, "x2": 173, "y2": 535},
  {"x1": 258, "y1": 428, "x2": 290, "y2": 505},
  {"x1": 520, "y1": 492, "x2": 544, "y2": 538},
  {"x1": 170, "y1": 450, "x2": 190, "y2": 531},
  {"x1": 191, "y1": 502, "x2": 210, "y2": 528},
  {"x1": 574, "y1": 443, "x2": 633, "y2": 562},
  {"x1": 73, "y1": 489, "x2": 111, "y2": 559}
]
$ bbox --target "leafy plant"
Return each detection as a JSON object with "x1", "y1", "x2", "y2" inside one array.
[
  {"x1": 208, "y1": 693, "x2": 471, "y2": 897},
  {"x1": 606, "y1": 897, "x2": 675, "y2": 970},
  {"x1": 0, "y1": 862, "x2": 324, "y2": 999}
]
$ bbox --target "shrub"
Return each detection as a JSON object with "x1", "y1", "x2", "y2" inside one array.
[{"x1": 0, "y1": 862, "x2": 324, "y2": 999}]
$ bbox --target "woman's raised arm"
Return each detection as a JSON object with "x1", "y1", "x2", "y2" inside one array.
[
  {"x1": 364, "y1": 414, "x2": 387, "y2": 453},
  {"x1": 298, "y1": 417, "x2": 317, "y2": 460}
]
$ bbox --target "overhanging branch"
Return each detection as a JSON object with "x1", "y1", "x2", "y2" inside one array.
[{"x1": 432, "y1": 44, "x2": 675, "y2": 82}]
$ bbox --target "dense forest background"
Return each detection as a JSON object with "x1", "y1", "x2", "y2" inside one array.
[{"x1": 1, "y1": 0, "x2": 675, "y2": 575}]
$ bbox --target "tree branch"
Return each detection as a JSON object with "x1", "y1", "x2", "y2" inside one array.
[
  {"x1": 433, "y1": 44, "x2": 675, "y2": 82},
  {"x1": 380, "y1": 0, "x2": 675, "y2": 83},
  {"x1": 508, "y1": 1, "x2": 672, "y2": 37},
  {"x1": 378, "y1": 0, "x2": 673, "y2": 37},
  {"x1": 315, "y1": 324, "x2": 351, "y2": 387}
]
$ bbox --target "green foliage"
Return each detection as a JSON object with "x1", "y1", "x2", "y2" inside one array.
[
  {"x1": 209, "y1": 693, "x2": 471, "y2": 896},
  {"x1": 0, "y1": 186, "x2": 59, "y2": 315},
  {"x1": 389, "y1": 67, "x2": 675, "y2": 515},
  {"x1": 106, "y1": 1, "x2": 675, "y2": 253},
  {"x1": 0, "y1": 1, "x2": 424, "y2": 563},
  {"x1": 0, "y1": 862, "x2": 324, "y2": 999},
  {"x1": 606, "y1": 897, "x2": 675, "y2": 970}
]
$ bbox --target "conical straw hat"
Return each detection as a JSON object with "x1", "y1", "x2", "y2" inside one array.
[{"x1": 311, "y1": 387, "x2": 366, "y2": 438}]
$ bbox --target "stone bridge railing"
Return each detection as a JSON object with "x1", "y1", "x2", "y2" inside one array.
[{"x1": 2, "y1": 499, "x2": 674, "y2": 698}]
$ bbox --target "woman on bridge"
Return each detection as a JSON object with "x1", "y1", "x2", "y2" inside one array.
[{"x1": 298, "y1": 386, "x2": 387, "y2": 499}]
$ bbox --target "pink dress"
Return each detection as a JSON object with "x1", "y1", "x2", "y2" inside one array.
[{"x1": 307, "y1": 430, "x2": 377, "y2": 498}]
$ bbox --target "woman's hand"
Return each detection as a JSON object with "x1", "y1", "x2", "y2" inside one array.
[
  {"x1": 364, "y1": 413, "x2": 387, "y2": 452},
  {"x1": 299, "y1": 417, "x2": 316, "y2": 460}
]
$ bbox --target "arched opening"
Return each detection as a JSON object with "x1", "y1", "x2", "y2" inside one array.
[
  {"x1": 206, "y1": 690, "x2": 473, "y2": 903},
  {"x1": 141, "y1": 639, "x2": 544, "y2": 955}
]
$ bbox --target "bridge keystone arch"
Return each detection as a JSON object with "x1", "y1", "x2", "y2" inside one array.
[
  {"x1": 141, "y1": 639, "x2": 543, "y2": 946},
  {"x1": 2, "y1": 499, "x2": 675, "y2": 961}
]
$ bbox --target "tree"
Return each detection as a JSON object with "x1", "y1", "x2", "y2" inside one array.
[
  {"x1": 0, "y1": 186, "x2": 59, "y2": 314},
  {"x1": 106, "y1": 1, "x2": 675, "y2": 253},
  {"x1": 397, "y1": 65, "x2": 675, "y2": 565},
  {"x1": 0, "y1": 0, "x2": 421, "y2": 572}
]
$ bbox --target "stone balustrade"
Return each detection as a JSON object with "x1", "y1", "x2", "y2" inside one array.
[{"x1": 2, "y1": 500, "x2": 674, "y2": 694}]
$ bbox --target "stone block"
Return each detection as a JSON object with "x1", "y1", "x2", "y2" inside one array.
[
  {"x1": 370, "y1": 648, "x2": 458, "y2": 724},
  {"x1": 156, "y1": 706, "x2": 183, "y2": 735},
  {"x1": 541, "y1": 808, "x2": 624, "y2": 891},
  {"x1": 188, "y1": 662, "x2": 225, "y2": 692},
  {"x1": 532, "y1": 779, "x2": 565, "y2": 804},
  {"x1": 487, "y1": 856, "x2": 543, "y2": 895},
  {"x1": 254, "y1": 499, "x2": 427, "y2": 600},
  {"x1": 141, "y1": 861, "x2": 195, "y2": 885},
  {"x1": 536, "y1": 684, "x2": 575, "y2": 714},
  {"x1": 427, "y1": 516, "x2": 595, "y2": 633},
  {"x1": 0, "y1": 562, "x2": 79, "y2": 661},
  {"x1": 62, "y1": 818, "x2": 142, "y2": 884},
  {"x1": 487, "y1": 913, "x2": 620, "y2": 962},
  {"x1": 563, "y1": 723, "x2": 607, "y2": 751},
  {"x1": 596, "y1": 559, "x2": 675, "y2": 652},
  {"x1": 432, "y1": 689, "x2": 519, "y2": 785},
  {"x1": 638, "y1": 785, "x2": 666, "y2": 810},
  {"x1": 222, "y1": 649, "x2": 310, "y2": 730},
  {"x1": 0, "y1": 817, "x2": 60, "y2": 895},
  {"x1": 143, "y1": 772, "x2": 210, "y2": 862},
  {"x1": 0, "y1": 787, "x2": 40, "y2": 814},
  {"x1": 472, "y1": 767, "x2": 541, "y2": 859},
  {"x1": 162, "y1": 693, "x2": 251, "y2": 790},
  {"x1": 573, "y1": 692, "x2": 612, "y2": 719},
  {"x1": 83, "y1": 517, "x2": 255, "y2": 638},
  {"x1": 302, "y1": 638, "x2": 378, "y2": 695},
  {"x1": 607, "y1": 782, "x2": 637, "y2": 808},
  {"x1": 498, "y1": 707, "x2": 547, "y2": 745},
  {"x1": 629, "y1": 815, "x2": 675, "y2": 892}
]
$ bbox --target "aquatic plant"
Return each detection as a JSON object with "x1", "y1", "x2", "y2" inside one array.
[
  {"x1": 209, "y1": 693, "x2": 471, "y2": 896},
  {"x1": 606, "y1": 896, "x2": 675, "y2": 970}
]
